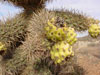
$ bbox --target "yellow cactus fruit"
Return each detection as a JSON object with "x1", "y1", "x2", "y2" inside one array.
[
  {"x1": 88, "y1": 24, "x2": 100, "y2": 38},
  {"x1": 66, "y1": 27, "x2": 77, "y2": 45},
  {"x1": 45, "y1": 20, "x2": 57, "y2": 40},
  {"x1": 45, "y1": 18, "x2": 77, "y2": 44},
  {"x1": 45, "y1": 27, "x2": 57, "y2": 41},
  {"x1": 50, "y1": 17, "x2": 55, "y2": 23},
  {"x1": 63, "y1": 23, "x2": 67, "y2": 27},
  {"x1": 45, "y1": 19, "x2": 68, "y2": 42},
  {"x1": 54, "y1": 28, "x2": 65, "y2": 41},
  {"x1": 47, "y1": 20, "x2": 54, "y2": 26},
  {"x1": 50, "y1": 41, "x2": 74, "y2": 64},
  {"x1": 47, "y1": 17, "x2": 56, "y2": 26},
  {"x1": 45, "y1": 27, "x2": 68, "y2": 42},
  {"x1": 45, "y1": 19, "x2": 57, "y2": 32},
  {"x1": 0, "y1": 42, "x2": 7, "y2": 55},
  {"x1": 62, "y1": 27, "x2": 68, "y2": 31}
]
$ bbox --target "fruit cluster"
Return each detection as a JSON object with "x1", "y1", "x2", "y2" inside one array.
[
  {"x1": 88, "y1": 24, "x2": 100, "y2": 38},
  {"x1": 45, "y1": 18, "x2": 77, "y2": 64},
  {"x1": 45, "y1": 18, "x2": 77, "y2": 45},
  {"x1": 50, "y1": 41, "x2": 74, "y2": 64}
]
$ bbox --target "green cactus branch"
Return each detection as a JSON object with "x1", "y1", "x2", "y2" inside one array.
[
  {"x1": 0, "y1": 11, "x2": 32, "y2": 57},
  {"x1": 55, "y1": 10, "x2": 100, "y2": 31}
]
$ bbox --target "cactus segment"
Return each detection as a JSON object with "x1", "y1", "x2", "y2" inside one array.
[
  {"x1": 88, "y1": 24, "x2": 100, "y2": 38},
  {"x1": 50, "y1": 41, "x2": 74, "y2": 64}
]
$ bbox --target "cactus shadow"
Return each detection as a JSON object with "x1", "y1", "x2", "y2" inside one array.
[
  {"x1": 3, "y1": 36, "x2": 25, "y2": 60},
  {"x1": 34, "y1": 55, "x2": 85, "y2": 75}
]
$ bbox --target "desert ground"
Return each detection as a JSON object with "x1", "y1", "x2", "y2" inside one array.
[{"x1": 74, "y1": 35, "x2": 100, "y2": 75}]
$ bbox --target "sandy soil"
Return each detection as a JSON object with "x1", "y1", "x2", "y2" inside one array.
[{"x1": 74, "y1": 36, "x2": 100, "y2": 75}]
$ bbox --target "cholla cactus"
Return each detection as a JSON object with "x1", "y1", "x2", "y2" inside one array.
[
  {"x1": 0, "y1": 0, "x2": 100, "y2": 74},
  {"x1": 88, "y1": 24, "x2": 100, "y2": 38},
  {"x1": 0, "y1": 13, "x2": 29, "y2": 57},
  {"x1": 50, "y1": 41, "x2": 74, "y2": 64}
]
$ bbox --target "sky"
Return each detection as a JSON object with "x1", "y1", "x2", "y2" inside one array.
[
  {"x1": 46, "y1": 0, "x2": 100, "y2": 20},
  {"x1": 0, "y1": 2, "x2": 22, "y2": 20},
  {"x1": 0, "y1": 0, "x2": 100, "y2": 37},
  {"x1": 0, "y1": 0, "x2": 100, "y2": 20}
]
